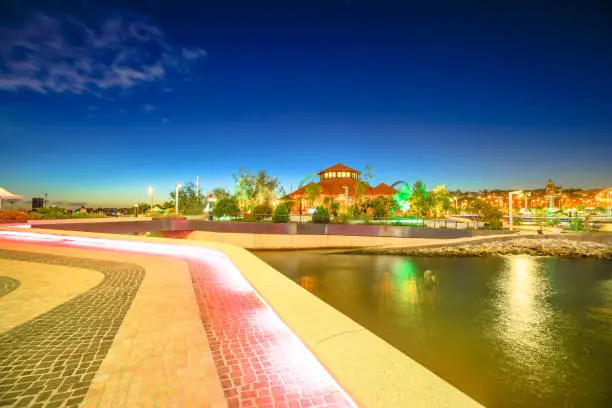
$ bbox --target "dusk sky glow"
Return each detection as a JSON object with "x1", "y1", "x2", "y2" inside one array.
[{"x1": 1, "y1": 0, "x2": 610, "y2": 207}]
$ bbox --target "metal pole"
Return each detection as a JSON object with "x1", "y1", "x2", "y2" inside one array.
[
  {"x1": 509, "y1": 192, "x2": 513, "y2": 231},
  {"x1": 175, "y1": 184, "x2": 181, "y2": 215},
  {"x1": 196, "y1": 176, "x2": 199, "y2": 199}
]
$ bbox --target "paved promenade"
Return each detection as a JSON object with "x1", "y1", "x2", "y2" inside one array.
[{"x1": 0, "y1": 231, "x2": 356, "y2": 408}]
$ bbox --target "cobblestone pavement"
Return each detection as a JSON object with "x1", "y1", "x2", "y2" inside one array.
[
  {"x1": 0, "y1": 276, "x2": 20, "y2": 297},
  {"x1": 0, "y1": 249, "x2": 144, "y2": 408},
  {"x1": 190, "y1": 260, "x2": 353, "y2": 408},
  {"x1": 0, "y1": 232, "x2": 356, "y2": 408}
]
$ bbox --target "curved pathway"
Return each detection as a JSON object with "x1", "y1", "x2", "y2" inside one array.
[
  {"x1": 0, "y1": 249, "x2": 144, "y2": 408},
  {"x1": 0, "y1": 231, "x2": 356, "y2": 408}
]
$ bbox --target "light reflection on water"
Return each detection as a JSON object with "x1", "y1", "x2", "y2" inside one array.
[{"x1": 254, "y1": 252, "x2": 612, "y2": 408}]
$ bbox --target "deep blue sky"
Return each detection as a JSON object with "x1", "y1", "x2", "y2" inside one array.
[{"x1": 1, "y1": 0, "x2": 611, "y2": 207}]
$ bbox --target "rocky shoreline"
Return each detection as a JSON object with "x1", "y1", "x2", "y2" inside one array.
[{"x1": 349, "y1": 237, "x2": 612, "y2": 259}]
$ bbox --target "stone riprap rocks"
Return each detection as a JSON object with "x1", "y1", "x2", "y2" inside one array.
[{"x1": 353, "y1": 238, "x2": 612, "y2": 258}]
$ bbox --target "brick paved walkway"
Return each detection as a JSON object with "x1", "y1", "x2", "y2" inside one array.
[
  {"x1": 191, "y1": 260, "x2": 353, "y2": 408},
  {"x1": 0, "y1": 276, "x2": 20, "y2": 297},
  {"x1": 0, "y1": 231, "x2": 357, "y2": 408},
  {"x1": 0, "y1": 249, "x2": 144, "y2": 408}
]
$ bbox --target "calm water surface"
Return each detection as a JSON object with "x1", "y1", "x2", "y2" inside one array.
[{"x1": 254, "y1": 252, "x2": 612, "y2": 408}]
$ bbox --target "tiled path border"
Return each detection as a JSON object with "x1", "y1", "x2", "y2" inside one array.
[{"x1": 0, "y1": 249, "x2": 144, "y2": 408}]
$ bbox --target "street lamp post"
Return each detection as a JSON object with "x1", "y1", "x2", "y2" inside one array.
[
  {"x1": 175, "y1": 183, "x2": 182, "y2": 215},
  {"x1": 509, "y1": 190, "x2": 523, "y2": 232},
  {"x1": 148, "y1": 186, "x2": 154, "y2": 212}
]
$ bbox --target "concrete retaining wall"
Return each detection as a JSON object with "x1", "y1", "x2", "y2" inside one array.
[
  {"x1": 26, "y1": 218, "x2": 513, "y2": 242},
  {"x1": 189, "y1": 220, "x2": 472, "y2": 238}
]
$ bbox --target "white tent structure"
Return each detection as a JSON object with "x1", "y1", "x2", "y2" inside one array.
[{"x1": 0, "y1": 187, "x2": 23, "y2": 211}]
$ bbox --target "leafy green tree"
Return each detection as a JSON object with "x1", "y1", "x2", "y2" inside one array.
[
  {"x1": 594, "y1": 206, "x2": 605, "y2": 213},
  {"x1": 136, "y1": 202, "x2": 151, "y2": 213},
  {"x1": 161, "y1": 200, "x2": 174, "y2": 209},
  {"x1": 354, "y1": 165, "x2": 374, "y2": 210},
  {"x1": 211, "y1": 188, "x2": 232, "y2": 201},
  {"x1": 272, "y1": 203, "x2": 289, "y2": 223},
  {"x1": 213, "y1": 198, "x2": 240, "y2": 218},
  {"x1": 169, "y1": 182, "x2": 205, "y2": 215},
  {"x1": 409, "y1": 180, "x2": 430, "y2": 217},
  {"x1": 233, "y1": 168, "x2": 279, "y2": 213},
  {"x1": 577, "y1": 205, "x2": 586, "y2": 212},
  {"x1": 468, "y1": 200, "x2": 504, "y2": 229},
  {"x1": 429, "y1": 185, "x2": 451, "y2": 217}
]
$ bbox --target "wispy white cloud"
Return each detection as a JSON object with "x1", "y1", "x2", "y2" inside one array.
[
  {"x1": 0, "y1": 12, "x2": 206, "y2": 95},
  {"x1": 87, "y1": 105, "x2": 99, "y2": 111},
  {"x1": 143, "y1": 103, "x2": 156, "y2": 112},
  {"x1": 182, "y1": 47, "x2": 207, "y2": 61},
  {"x1": 161, "y1": 117, "x2": 170, "y2": 124}
]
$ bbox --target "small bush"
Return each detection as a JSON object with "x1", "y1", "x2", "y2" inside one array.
[
  {"x1": 272, "y1": 203, "x2": 289, "y2": 223},
  {"x1": 312, "y1": 206, "x2": 330, "y2": 224},
  {"x1": 253, "y1": 203, "x2": 273, "y2": 221},
  {"x1": 372, "y1": 202, "x2": 390, "y2": 219},
  {"x1": 332, "y1": 214, "x2": 350, "y2": 224},
  {"x1": 570, "y1": 217, "x2": 585, "y2": 231},
  {"x1": 361, "y1": 213, "x2": 374, "y2": 224},
  {"x1": 0, "y1": 210, "x2": 32, "y2": 223}
]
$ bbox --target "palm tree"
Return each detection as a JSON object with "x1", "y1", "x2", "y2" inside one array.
[{"x1": 305, "y1": 184, "x2": 323, "y2": 208}]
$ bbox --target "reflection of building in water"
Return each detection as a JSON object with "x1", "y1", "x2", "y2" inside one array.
[{"x1": 298, "y1": 275, "x2": 317, "y2": 293}]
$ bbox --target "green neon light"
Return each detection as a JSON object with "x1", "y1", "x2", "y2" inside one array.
[{"x1": 393, "y1": 182, "x2": 412, "y2": 212}]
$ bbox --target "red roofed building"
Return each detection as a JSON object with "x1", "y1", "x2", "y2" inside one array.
[{"x1": 286, "y1": 163, "x2": 397, "y2": 213}]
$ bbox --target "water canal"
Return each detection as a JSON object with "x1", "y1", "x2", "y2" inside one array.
[{"x1": 253, "y1": 252, "x2": 612, "y2": 407}]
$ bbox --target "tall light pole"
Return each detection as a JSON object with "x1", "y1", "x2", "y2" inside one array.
[
  {"x1": 148, "y1": 186, "x2": 154, "y2": 211},
  {"x1": 175, "y1": 183, "x2": 182, "y2": 215},
  {"x1": 343, "y1": 186, "x2": 349, "y2": 209},
  {"x1": 509, "y1": 190, "x2": 523, "y2": 232}
]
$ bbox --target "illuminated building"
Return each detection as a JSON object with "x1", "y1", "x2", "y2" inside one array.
[{"x1": 286, "y1": 163, "x2": 397, "y2": 213}]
